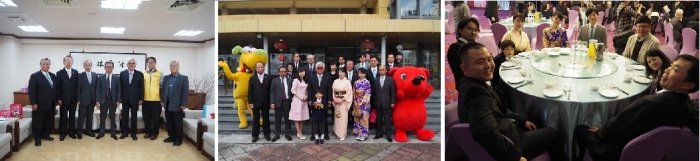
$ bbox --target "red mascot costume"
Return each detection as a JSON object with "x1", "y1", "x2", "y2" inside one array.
[{"x1": 389, "y1": 66, "x2": 435, "y2": 142}]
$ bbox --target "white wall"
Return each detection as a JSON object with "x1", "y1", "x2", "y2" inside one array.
[{"x1": 1, "y1": 38, "x2": 215, "y2": 106}]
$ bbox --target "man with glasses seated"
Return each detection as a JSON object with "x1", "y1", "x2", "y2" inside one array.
[{"x1": 622, "y1": 15, "x2": 660, "y2": 65}]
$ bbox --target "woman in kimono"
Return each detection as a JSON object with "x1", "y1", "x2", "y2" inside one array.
[
  {"x1": 352, "y1": 68, "x2": 371, "y2": 141},
  {"x1": 332, "y1": 69, "x2": 353, "y2": 141}
]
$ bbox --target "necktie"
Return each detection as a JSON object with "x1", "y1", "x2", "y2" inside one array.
[
  {"x1": 282, "y1": 78, "x2": 288, "y2": 100},
  {"x1": 318, "y1": 75, "x2": 322, "y2": 86},
  {"x1": 372, "y1": 68, "x2": 377, "y2": 78},
  {"x1": 168, "y1": 75, "x2": 176, "y2": 98},
  {"x1": 649, "y1": 77, "x2": 658, "y2": 95},
  {"x1": 348, "y1": 72, "x2": 352, "y2": 80},
  {"x1": 389, "y1": 64, "x2": 393, "y2": 69},
  {"x1": 129, "y1": 71, "x2": 133, "y2": 84},
  {"x1": 589, "y1": 25, "x2": 594, "y2": 39},
  {"x1": 106, "y1": 75, "x2": 111, "y2": 98},
  {"x1": 259, "y1": 75, "x2": 263, "y2": 84},
  {"x1": 295, "y1": 62, "x2": 298, "y2": 69},
  {"x1": 88, "y1": 73, "x2": 91, "y2": 84},
  {"x1": 380, "y1": 76, "x2": 384, "y2": 88},
  {"x1": 45, "y1": 73, "x2": 53, "y2": 88},
  {"x1": 309, "y1": 65, "x2": 313, "y2": 71}
]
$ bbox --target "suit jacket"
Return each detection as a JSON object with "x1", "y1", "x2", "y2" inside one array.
[
  {"x1": 119, "y1": 70, "x2": 144, "y2": 105},
  {"x1": 77, "y1": 71, "x2": 98, "y2": 104},
  {"x1": 372, "y1": 76, "x2": 395, "y2": 109},
  {"x1": 310, "y1": 97, "x2": 328, "y2": 121},
  {"x1": 366, "y1": 66, "x2": 379, "y2": 83},
  {"x1": 28, "y1": 71, "x2": 58, "y2": 111},
  {"x1": 579, "y1": 24, "x2": 608, "y2": 47},
  {"x1": 670, "y1": 17, "x2": 684, "y2": 43},
  {"x1": 345, "y1": 70, "x2": 359, "y2": 85},
  {"x1": 386, "y1": 63, "x2": 400, "y2": 72},
  {"x1": 588, "y1": 91, "x2": 693, "y2": 160},
  {"x1": 161, "y1": 74, "x2": 189, "y2": 111},
  {"x1": 97, "y1": 74, "x2": 121, "y2": 105},
  {"x1": 355, "y1": 62, "x2": 369, "y2": 71},
  {"x1": 270, "y1": 77, "x2": 293, "y2": 108},
  {"x1": 447, "y1": 39, "x2": 468, "y2": 88},
  {"x1": 622, "y1": 34, "x2": 661, "y2": 64},
  {"x1": 56, "y1": 68, "x2": 79, "y2": 102},
  {"x1": 248, "y1": 73, "x2": 271, "y2": 109},
  {"x1": 458, "y1": 77, "x2": 529, "y2": 161},
  {"x1": 302, "y1": 63, "x2": 315, "y2": 76},
  {"x1": 292, "y1": 61, "x2": 305, "y2": 74},
  {"x1": 307, "y1": 73, "x2": 332, "y2": 103}
]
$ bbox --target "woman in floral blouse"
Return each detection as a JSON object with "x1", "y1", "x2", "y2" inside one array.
[{"x1": 543, "y1": 11, "x2": 569, "y2": 48}]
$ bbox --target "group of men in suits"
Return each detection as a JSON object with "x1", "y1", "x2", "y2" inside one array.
[
  {"x1": 456, "y1": 41, "x2": 699, "y2": 161},
  {"x1": 248, "y1": 53, "x2": 401, "y2": 143},
  {"x1": 27, "y1": 56, "x2": 190, "y2": 146}
]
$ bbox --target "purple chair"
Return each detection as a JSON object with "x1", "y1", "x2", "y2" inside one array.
[
  {"x1": 596, "y1": 11, "x2": 604, "y2": 25},
  {"x1": 450, "y1": 124, "x2": 551, "y2": 161},
  {"x1": 491, "y1": 23, "x2": 508, "y2": 44},
  {"x1": 477, "y1": 36, "x2": 499, "y2": 57},
  {"x1": 689, "y1": 91, "x2": 699, "y2": 100},
  {"x1": 473, "y1": 14, "x2": 492, "y2": 33},
  {"x1": 568, "y1": 10, "x2": 579, "y2": 30},
  {"x1": 445, "y1": 103, "x2": 466, "y2": 161},
  {"x1": 473, "y1": 15, "x2": 494, "y2": 38},
  {"x1": 665, "y1": 23, "x2": 681, "y2": 52},
  {"x1": 660, "y1": 45, "x2": 679, "y2": 61},
  {"x1": 582, "y1": 126, "x2": 683, "y2": 161},
  {"x1": 663, "y1": 126, "x2": 699, "y2": 161},
  {"x1": 535, "y1": 23, "x2": 551, "y2": 50},
  {"x1": 446, "y1": 9, "x2": 455, "y2": 34},
  {"x1": 679, "y1": 28, "x2": 698, "y2": 56}
]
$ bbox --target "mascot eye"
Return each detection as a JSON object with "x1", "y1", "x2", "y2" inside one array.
[
  {"x1": 400, "y1": 74, "x2": 407, "y2": 80},
  {"x1": 419, "y1": 75, "x2": 425, "y2": 80}
]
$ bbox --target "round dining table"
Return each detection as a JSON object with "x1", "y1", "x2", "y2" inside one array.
[
  {"x1": 499, "y1": 19, "x2": 552, "y2": 41},
  {"x1": 497, "y1": 48, "x2": 651, "y2": 160}
]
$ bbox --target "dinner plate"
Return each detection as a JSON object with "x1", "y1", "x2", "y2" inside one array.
[
  {"x1": 548, "y1": 52, "x2": 560, "y2": 56},
  {"x1": 543, "y1": 88, "x2": 564, "y2": 97},
  {"x1": 633, "y1": 65, "x2": 645, "y2": 70},
  {"x1": 519, "y1": 52, "x2": 532, "y2": 56},
  {"x1": 501, "y1": 62, "x2": 516, "y2": 67},
  {"x1": 507, "y1": 76, "x2": 525, "y2": 84},
  {"x1": 633, "y1": 76, "x2": 651, "y2": 84},
  {"x1": 598, "y1": 87, "x2": 619, "y2": 98}
]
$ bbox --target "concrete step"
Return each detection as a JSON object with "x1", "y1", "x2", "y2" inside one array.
[
  {"x1": 217, "y1": 123, "x2": 441, "y2": 136},
  {"x1": 217, "y1": 103, "x2": 443, "y2": 111}
]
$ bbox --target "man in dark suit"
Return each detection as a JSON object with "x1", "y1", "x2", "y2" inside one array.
[
  {"x1": 345, "y1": 60, "x2": 359, "y2": 84},
  {"x1": 355, "y1": 55, "x2": 368, "y2": 71},
  {"x1": 119, "y1": 58, "x2": 144, "y2": 140},
  {"x1": 303, "y1": 55, "x2": 315, "y2": 76},
  {"x1": 669, "y1": 9, "x2": 685, "y2": 45},
  {"x1": 372, "y1": 65, "x2": 395, "y2": 142},
  {"x1": 56, "y1": 55, "x2": 79, "y2": 141},
  {"x1": 367, "y1": 56, "x2": 379, "y2": 82},
  {"x1": 307, "y1": 62, "x2": 332, "y2": 140},
  {"x1": 249, "y1": 62, "x2": 271, "y2": 143},
  {"x1": 291, "y1": 53, "x2": 303, "y2": 75},
  {"x1": 28, "y1": 58, "x2": 58, "y2": 146},
  {"x1": 76, "y1": 60, "x2": 98, "y2": 139},
  {"x1": 668, "y1": 1, "x2": 684, "y2": 21},
  {"x1": 386, "y1": 54, "x2": 400, "y2": 71},
  {"x1": 458, "y1": 42, "x2": 562, "y2": 161},
  {"x1": 270, "y1": 66, "x2": 294, "y2": 142},
  {"x1": 161, "y1": 60, "x2": 189, "y2": 146},
  {"x1": 96, "y1": 61, "x2": 121, "y2": 140},
  {"x1": 337, "y1": 56, "x2": 346, "y2": 69},
  {"x1": 573, "y1": 55, "x2": 699, "y2": 161}
]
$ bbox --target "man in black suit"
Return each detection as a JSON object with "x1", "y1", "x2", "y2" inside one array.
[
  {"x1": 458, "y1": 42, "x2": 562, "y2": 161},
  {"x1": 386, "y1": 54, "x2": 400, "y2": 71},
  {"x1": 28, "y1": 58, "x2": 58, "y2": 146},
  {"x1": 249, "y1": 62, "x2": 271, "y2": 143},
  {"x1": 270, "y1": 66, "x2": 294, "y2": 142},
  {"x1": 303, "y1": 55, "x2": 316, "y2": 76},
  {"x1": 76, "y1": 60, "x2": 98, "y2": 139},
  {"x1": 161, "y1": 60, "x2": 189, "y2": 146},
  {"x1": 56, "y1": 55, "x2": 79, "y2": 141},
  {"x1": 572, "y1": 55, "x2": 699, "y2": 161},
  {"x1": 337, "y1": 56, "x2": 346, "y2": 69},
  {"x1": 119, "y1": 58, "x2": 144, "y2": 140},
  {"x1": 307, "y1": 62, "x2": 332, "y2": 140},
  {"x1": 345, "y1": 60, "x2": 359, "y2": 84},
  {"x1": 367, "y1": 56, "x2": 379, "y2": 82},
  {"x1": 372, "y1": 65, "x2": 395, "y2": 142},
  {"x1": 669, "y1": 9, "x2": 685, "y2": 46},
  {"x1": 96, "y1": 61, "x2": 121, "y2": 140},
  {"x1": 291, "y1": 53, "x2": 303, "y2": 75}
]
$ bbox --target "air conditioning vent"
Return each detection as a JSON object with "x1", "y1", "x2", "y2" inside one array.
[{"x1": 36, "y1": 0, "x2": 80, "y2": 8}]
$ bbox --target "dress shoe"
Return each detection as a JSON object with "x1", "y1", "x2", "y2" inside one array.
[
  {"x1": 69, "y1": 134, "x2": 77, "y2": 139},
  {"x1": 132, "y1": 137, "x2": 137, "y2": 141},
  {"x1": 60, "y1": 136, "x2": 66, "y2": 141},
  {"x1": 285, "y1": 135, "x2": 292, "y2": 141},
  {"x1": 319, "y1": 139, "x2": 324, "y2": 144},
  {"x1": 78, "y1": 135, "x2": 82, "y2": 140},
  {"x1": 111, "y1": 135, "x2": 118, "y2": 140},
  {"x1": 252, "y1": 138, "x2": 258, "y2": 143},
  {"x1": 87, "y1": 133, "x2": 95, "y2": 137},
  {"x1": 271, "y1": 136, "x2": 279, "y2": 142},
  {"x1": 264, "y1": 136, "x2": 271, "y2": 141},
  {"x1": 164, "y1": 137, "x2": 174, "y2": 143},
  {"x1": 150, "y1": 136, "x2": 157, "y2": 140},
  {"x1": 374, "y1": 135, "x2": 382, "y2": 139},
  {"x1": 324, "y1": 135, "x2": 329, "y2": 140},
  {"x1": 35, "y1": 141, "x2": 41, "y2": 146},
  {"x1": 96, "y1": 134, "x2": 104, "y2": 139},
  {"x1": 173, "y1": 142, "x2": 182, "y2": 146},
  {"x1": 119, "y1": 135, "x2": 127, "y2": 139},
  {"x1": 386, "y1": 137, "x2": 393, "y2": 142},
  {"x1": 42, "y1": 136, "x2": 54, "y2": 141},
  {"x1": 314, "y1": 138, "x2": 319, "y2": 144},
  {"x1": 144, "y1": 134, "x2": 150, "y2": 138}
]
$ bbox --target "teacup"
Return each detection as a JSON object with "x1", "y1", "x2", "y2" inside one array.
[
  {"x1": 590, "y1": 82, "x2": 600, "y2": 91},
  {"x1": 551, "y1": 47, "x2": 560, "y2": 52},
  {"x1": 544, "y1": 80, "x2": 556, "y2": 88},
  {"x1": 624, "y1": 73, "x2": 633, "y2": 81},
  {"x1": 519, "y1": 69, "x2": 528, "y2": 76}
]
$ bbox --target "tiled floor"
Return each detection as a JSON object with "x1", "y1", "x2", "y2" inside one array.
[
  {"x1": 7, "y1": 127, "x2": 207, "y2": 161},
  {"x1": 218, "y1": 143, "x2": 441, "y2": 161}
]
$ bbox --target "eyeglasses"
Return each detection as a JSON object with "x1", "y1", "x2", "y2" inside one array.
[
  {"x1": 128, "y1": 63, "x2": 136, "y2": 65},
  {"x1": 636, "y1": 25, "x2": 650, "y2": 29}
]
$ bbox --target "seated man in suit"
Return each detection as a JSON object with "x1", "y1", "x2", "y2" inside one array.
[
  {"x1": 578, "y1": 8, "x2": 608, "y2": 47},
  {"x1": 572, "y1": 55, "x2": 698, "y2": 161},
  {"x1": 457, "y1": 42, "x2": 562, "y2": 161},
  {"x1": 161, "y1": 60, "x2": 189, "y2": 146},
  {"x1": 669, "y1": 9, "x2": 685, "y2": 47}
]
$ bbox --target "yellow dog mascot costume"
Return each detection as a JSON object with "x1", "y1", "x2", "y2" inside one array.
[{"x1": 218, "y1": 45, "x2": 268, "y2": 129}]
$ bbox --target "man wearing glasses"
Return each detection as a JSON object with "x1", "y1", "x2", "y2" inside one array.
[
  {"x1": 119, "y1": 58, "x2": 144, "y2": 140},
  {"x1": 96, "y1": 61, "x2": 121, "y2": 140},
  {"x1": 143, "y1": 57, "x2": 163, "y2": 140},
  {"x1": 622, "y1": 16, "x2": 660, "y2": 65}
]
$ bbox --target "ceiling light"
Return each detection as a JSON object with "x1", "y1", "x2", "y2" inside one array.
[
  {"x1": 173, "y1": 30, "x2": 203, "y2": 37},
  {"x1": 0, "y1": 0, "x2": 17, "y2": 7},
  {"x1": 101, "y1": 0, "x2": 142, "y2": 10},
  {"x1": 101, "y1": 27, "x2": 125, "y2": 34},
  {"x1": 18, "y1": 26, "x2": 48, "y2": 32}
]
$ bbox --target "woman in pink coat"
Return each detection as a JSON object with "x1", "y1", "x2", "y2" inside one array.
[
  {"x1": 332, "y1": 69, "x2": 353, "y2": 141},
  {"x1": 290, "y1": 69, "x2": 310, "y2": 139}
]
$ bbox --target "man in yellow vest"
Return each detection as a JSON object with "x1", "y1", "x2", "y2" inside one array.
[{"x1": 143, "y1": 57, "x2": 163, "y2": 140}]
